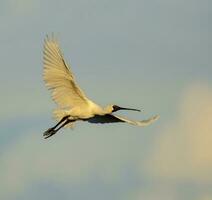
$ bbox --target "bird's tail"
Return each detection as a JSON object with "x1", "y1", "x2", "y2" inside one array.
[{"x1": 53, "y1": 109, "x2": 75, "y2": 129}]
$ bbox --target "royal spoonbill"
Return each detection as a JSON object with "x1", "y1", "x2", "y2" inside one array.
[{"x1": 43, "y1": 35, "x2": 159, "y2": 139}]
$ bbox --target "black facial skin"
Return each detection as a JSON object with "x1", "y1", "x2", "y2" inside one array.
[{"x1": 112, "y1": 105, "x2": 141, "y2": 112}]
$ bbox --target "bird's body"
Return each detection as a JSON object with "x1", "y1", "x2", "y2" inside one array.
[
  {"x1": 56, "y1": 101, "x2": 108, "y2": 120},
  {"x1": 43, "y1": 35, "x2": 159, "y2": 138}
]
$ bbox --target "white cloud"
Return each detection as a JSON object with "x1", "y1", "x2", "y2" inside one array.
[
  {"x1": 2, "y1": 82, "x2": 212, "y2": 200},
  {"x1": 0, "y1": 126, "x2": 137, "y2": 199},
  {"x1": 145, "y1": 83, "x2": 212, "y2": 182},
  {"x1": 200, "y1": 194, "x2": 212, "y2": 200}
]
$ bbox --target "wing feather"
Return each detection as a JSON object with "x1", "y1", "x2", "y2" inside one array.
[
  {"x1": 113, "y1": 114, "x2": 160, "y2": 126},
  {"x1": 43, "y1": 36, "x2": 89, "y2": 108}
]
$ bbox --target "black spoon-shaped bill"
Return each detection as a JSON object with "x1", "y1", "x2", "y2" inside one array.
[{"x1": 112, "y1": 105, "x2": 141, "y2": 112}]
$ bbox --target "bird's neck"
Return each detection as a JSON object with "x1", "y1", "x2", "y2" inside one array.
[
  {"x1": 102, "y1": 106, "x2": 113, "y2": 115},
  {"x1": 89, "y1": 101, "x2": 110, "y2": 115}
]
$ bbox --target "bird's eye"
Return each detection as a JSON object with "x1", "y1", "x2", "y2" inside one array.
[
  {"x1": 112, "y1": 105, "x2": 120, "y2": 112},
  {"x1": 112, "y1": 105, "x2": 118, "y2": 109}
]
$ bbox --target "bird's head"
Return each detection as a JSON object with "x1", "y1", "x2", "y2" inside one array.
[{"x1": 106, "y1": 104, "x2": 141, "y2": 113}]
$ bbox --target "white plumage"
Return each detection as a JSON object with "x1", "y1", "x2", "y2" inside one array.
[{"x1": 43, "y1": 35, "x2": 159, "y2": 139}]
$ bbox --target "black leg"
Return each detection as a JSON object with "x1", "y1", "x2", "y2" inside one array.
[
  {"x1": 55, "y1": 119, "x2": 74, "y2": 132},
  {"x1": 43, "y1": 115, "x2": 70, "y2": 138},
  {"x1": 53, "y1": 115, "x2": 70, "y2": 129},
  {"x1": 43, "y1": 119, "x2": 75, "y2": 139}
]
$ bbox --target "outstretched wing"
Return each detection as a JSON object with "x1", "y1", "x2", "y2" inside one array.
[
  {"x1": 113, "y1": 114, "x2": 159, "y2": 126},
  {"x1": 43, "y1": 35, "x2": 89, "y2": 108},
  {"x1": 87, "y1": 114, "x2": 159, "y2": 126}
]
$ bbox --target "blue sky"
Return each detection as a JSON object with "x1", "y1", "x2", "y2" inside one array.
[{"x1": 0, "y1": 0, "x2": 211, "y2": 200}]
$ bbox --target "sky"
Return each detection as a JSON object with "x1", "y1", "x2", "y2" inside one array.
[{"x1": 0, "y1": 0, "x2": 211, "y2": 199}]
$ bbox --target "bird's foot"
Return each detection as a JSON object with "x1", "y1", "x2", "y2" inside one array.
[{"x1": 43, "y1": 127, "x2": 57, "y2": 139}]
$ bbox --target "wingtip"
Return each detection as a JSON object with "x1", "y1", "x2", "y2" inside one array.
[
  {"x1": 137, "y1": 114, "x2": 160, "y2": 127},
  {"x1": 149, "y1": 115, "x2": 160, "y2": 124},
  {"x1": 44, "y1": 33, "x2": 58, "y2": 43},
  {"x1": 153, "y1": 115, "x2": 160, "y2": 121}
]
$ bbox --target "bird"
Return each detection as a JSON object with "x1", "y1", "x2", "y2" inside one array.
[{"x1": 43, "y1": 35, "x2": 159, "y2": 139}]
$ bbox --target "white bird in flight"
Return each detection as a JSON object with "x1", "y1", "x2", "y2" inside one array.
[{"x1": 43, "y1": 35, "x2": 159, "y2": 139}]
